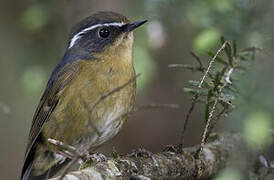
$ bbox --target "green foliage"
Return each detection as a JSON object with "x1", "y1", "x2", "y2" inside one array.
[
  {"x1": 19, "y1": 3, "x2": 50, "y2": 32},
  {"x1": 20, "y1": 66, "x2": 47, "y2": 94},
  {"x1": 243, "y1": 110, "x2": 272, "y2": 149},
  {"x1": 194, "y1": 28, "x2": 221, "y2": 53},
  {"x1": 172, "y1": 35, "x2": 268, "y2": 180},
  {"x1": 184, "y1": 38, "x2": 257, "y2": 124},
  {"x1": 134, "y1": 45, "x2": 157, "y2": 93},
  {"x1": 214, "y1": 168, "x2": 243, "y2": 180},
  {"x1": 171, "y1": 37, "x2": 257, "y2": 147}
]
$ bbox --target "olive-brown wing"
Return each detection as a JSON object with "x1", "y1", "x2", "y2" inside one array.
[{"x1": 21, "y1": 61, "x2": 81, "y2": 179}]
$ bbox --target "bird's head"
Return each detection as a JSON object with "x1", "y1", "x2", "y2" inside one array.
[{"x1": 67, "y1": 11, "x2": 147, "y2": 60}]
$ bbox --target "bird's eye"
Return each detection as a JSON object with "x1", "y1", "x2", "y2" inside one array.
[{"x1": 99, "y1": 28, "x2": 110, "y2": 38}]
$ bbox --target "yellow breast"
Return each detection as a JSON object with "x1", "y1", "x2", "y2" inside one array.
[{"x1": 43, "y1": 50, "x2": 136, "y2": 153}]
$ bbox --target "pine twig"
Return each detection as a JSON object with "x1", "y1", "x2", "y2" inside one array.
[
  {"x1": 198, "y1": 41, "x2": 227, "y2": 88},
  {"x1": 180, "y1": 41, "x2": 228, "y2": 146},
  {"x1": 196, "y1": 65, "x2": 234, "y2": 177}
]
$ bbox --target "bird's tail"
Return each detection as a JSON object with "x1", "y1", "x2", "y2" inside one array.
[
  {"x1": 21, "y1": 160, "x2": 33, "y2": 180},
  {"x1": 21, "y1": 150, "x2": 70, "y2": 180}
]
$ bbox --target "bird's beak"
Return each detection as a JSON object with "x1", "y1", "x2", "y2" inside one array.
[{"x1": 123, "y1": 19, "x2": 148, "y2": 32}]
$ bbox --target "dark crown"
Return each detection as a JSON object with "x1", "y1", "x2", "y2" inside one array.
[{"x1": 69, "y1": 11, "x2": 130, "y2": 40}]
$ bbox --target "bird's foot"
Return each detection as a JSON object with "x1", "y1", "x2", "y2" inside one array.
[
  {"x1": 48, "y1": 138, "x2": 80, "y2": 159},
  {"x1": 56, "y1": 150, "x2": 75, "y2": 159}
]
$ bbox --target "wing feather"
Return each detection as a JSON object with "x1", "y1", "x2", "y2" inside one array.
[
  {"x1": 21, "y1": 61, "x2": 81, "y2": 179},
  {"x1": 26, "y1": 62, "x2": 81, "y2": 156}
]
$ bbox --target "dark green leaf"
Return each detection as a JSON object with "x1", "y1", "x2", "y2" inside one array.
[
  {"x1": 188, "y1": 80, "x2": 200, "y2": 87},
  {"x1": 220, "y1": 93, "x2": 235, "y2": 102},
  {"x1": 239, "y1": 47, "x2": 262, "y2": 53},
  {"x1": 183, "y1": 87, "x2": 199, "y2": 94},
  {"x1": 183, "y1": 88, "x2": 208, "y2": 96},
  {"x1": 208, "y1": 51, "x2": 228, "y2": 65},
  {"x1": 220, "y1": 36, "x2": 226, "y2": 45}
]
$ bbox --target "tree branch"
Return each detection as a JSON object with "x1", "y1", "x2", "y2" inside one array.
[{"x1": 50, "y1": 133, "x2": 256, "y2": 180}]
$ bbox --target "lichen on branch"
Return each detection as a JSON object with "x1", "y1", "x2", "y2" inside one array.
[{"x1": 50, "y1": 133, "x2": 256, "y2": 180}]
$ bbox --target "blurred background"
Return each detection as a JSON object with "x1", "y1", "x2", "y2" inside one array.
[{"x1": 1, "y1": 0, "x2": 274, "y2": 179}]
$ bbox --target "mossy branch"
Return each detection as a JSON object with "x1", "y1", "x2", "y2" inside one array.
[{"x1": 50, "y1": 133, "x2": 260, "y2": 180}]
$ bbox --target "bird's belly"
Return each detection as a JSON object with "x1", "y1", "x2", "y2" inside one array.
[
  {"x1": 78, "y1": 99, "x2": 127, "y2": 151},
  {"x1": 93, "y1": 105, "x2": 125, "y2": 146}
]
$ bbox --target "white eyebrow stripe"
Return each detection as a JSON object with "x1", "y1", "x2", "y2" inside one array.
[{"x1": 68, "y1": 22, "x2": 126, "y2": 49}]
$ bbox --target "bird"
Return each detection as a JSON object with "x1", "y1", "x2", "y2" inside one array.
[{"x1": 21, "y1": 11, "x2": 147, "y2": 180}]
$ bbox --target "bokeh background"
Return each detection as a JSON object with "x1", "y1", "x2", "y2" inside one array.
[{"x1": 1, "y1": 0, "x2": 274, "y2": 179}]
